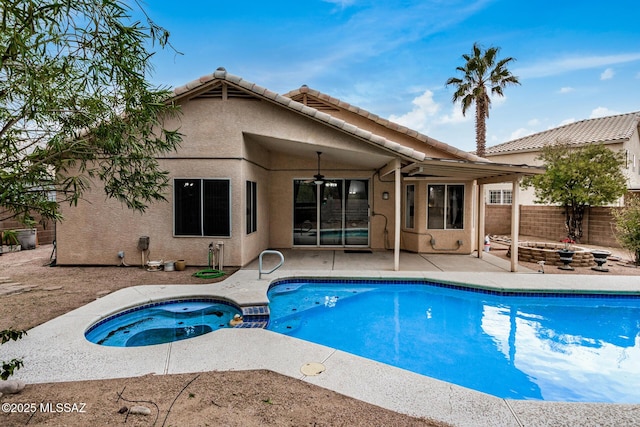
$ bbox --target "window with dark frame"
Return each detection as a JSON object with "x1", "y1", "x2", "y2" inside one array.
[
  {"x1": 246, "y1": 181, "x2": 257, "y2": 234},
  {"x1": 427, "y1": 184, "x2": 464, "y2": 230},
  {"x1": 174, "y1": 179, "x2": 230, "y2": 237}
]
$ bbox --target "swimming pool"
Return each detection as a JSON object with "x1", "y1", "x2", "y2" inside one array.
[
  {"x1": 266, "y1": 279, "x2": 640, "y2": 403},
  {"x1": 85, "y1": 299, "x2": 241, "y2": 347}
]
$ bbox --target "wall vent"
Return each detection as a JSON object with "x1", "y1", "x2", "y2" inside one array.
[
  {"x1": 289, "y1": 94, "x2": 339, "y2": 111},
  {"x1": 192, "y1": 82, "x2": 258, "y2": 100}
]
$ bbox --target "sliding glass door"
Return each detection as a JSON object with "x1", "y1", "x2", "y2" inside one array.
[
  {"x1": 344, "y1": 179, "x2": 369, "y2": 245},
  {"x1": 293, "y1": 179, "x2": 369, "y2": 246}
]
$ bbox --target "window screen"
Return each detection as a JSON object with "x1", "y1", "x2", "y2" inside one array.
[{"x1": 175, "y1": 179, "x2": 230, "y2": 236}]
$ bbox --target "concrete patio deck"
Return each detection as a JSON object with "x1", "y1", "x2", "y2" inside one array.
[
  {"x1": 2, "y1": 250, "x2": 640, "y2": 426},
  {"x1": 243, "y1": 248, "x2": 525, "y2": 273}
]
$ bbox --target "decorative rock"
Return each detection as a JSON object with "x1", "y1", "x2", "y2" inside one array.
[
  {"x1": 0, "y1": 380, "x2": 26, "y2": 394},
  {"x1": 129, "y1": 405, "x2": 152, "y2": 416}
]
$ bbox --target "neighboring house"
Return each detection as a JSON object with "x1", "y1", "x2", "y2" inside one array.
[
  {"x1": 483, "y1": 112, "x2": 640, "y2": 206},
  {"x1": 56, "y1": 67, "x2": 540, "y2": 269}
]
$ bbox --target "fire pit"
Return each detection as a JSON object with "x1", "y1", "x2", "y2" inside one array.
[{"x1": 507, "y1": 242, "x2": 595, "y2": 267}]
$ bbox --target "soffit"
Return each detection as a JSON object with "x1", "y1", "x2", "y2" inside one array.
[
  {"x1": 402, "y1": 158, "x2": 544, "y2": 183},
  {"x1": 244, "y1": 133, "x2": 393, "y2": 169}
]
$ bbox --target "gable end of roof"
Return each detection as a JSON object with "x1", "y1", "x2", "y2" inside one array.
[{"x1": 172, "y1": 67, "x2": 468, "y2": 161}]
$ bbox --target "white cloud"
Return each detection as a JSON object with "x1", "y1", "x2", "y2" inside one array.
[
  {"x1": 388, "y1": 90, "x2": 440, "y2": 132},
  {"x1": 321, "y1": 0, "x2": 356, "y2": 7},
  {"x1": 514, "y1": 53, "x2": 640, "y2": 79},
  {"x1": 388, "y1": 86, "x2": 507, "y2": 136},
  {"x1": 527, "y1": 118, "x2": 540, "y2": 127},
  {"x1": 490, "y1": 94, "x2": 507, "y2": 107},
  {"x1": 558, "y1": 87, "x2": 574, "y2": 94},
  {"x1": 509, "y1": 128, "x2": 533, "y2": 140},
  {"x1": 438, "y1": 104, "x2": 471, "y2": 125},
  {"x1": 590, "y1": 107, "x2": 620, "y2": 118},
  {"x1": 557, "y1": 118, "x2": 576, "y2": 127},
  {"x1": 600, "y1": 68, "x2": 615, "y2": 80}
]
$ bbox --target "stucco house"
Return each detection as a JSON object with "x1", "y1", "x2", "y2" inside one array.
[
  {"x1": 56, "y1": 67, "x2": 541, "y2": 270},
  {"x1": 482, "y1": 112, "x2": 640, "y2": 245},
  {"x1": 483, "y1": 112, "x2": 640, "y2": 206}
]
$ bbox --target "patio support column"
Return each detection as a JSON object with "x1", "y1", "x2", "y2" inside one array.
[
  {"x1": 394, "y1": 160, "x2": 401, "y2": 271},
  {"x1": 477, "y1": 182, "x2": 486, "y2": 259},
  {"x1": 510, "y1": 177, "x2": 521, "y2": 272}
]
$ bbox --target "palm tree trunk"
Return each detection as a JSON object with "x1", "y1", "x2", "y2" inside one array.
[{"x1": 475, "y1": 101, "x2": 487, "y2": 158}]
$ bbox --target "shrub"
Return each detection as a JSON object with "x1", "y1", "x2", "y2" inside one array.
[
  {"x1": 613, "y1": 198, "x2": 640, "y2": 265},
  {"x1": 1, "y1": 329, "x2": 26, "y2": 380}
]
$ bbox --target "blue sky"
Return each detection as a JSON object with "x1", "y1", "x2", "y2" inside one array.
[{"x1": 142, "y1": 0, "x2": 640, "y2": 153}]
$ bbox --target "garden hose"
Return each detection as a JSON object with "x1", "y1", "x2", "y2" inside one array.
[{"x1": 192, "y1": 269, "x2": 225, "y2": 279}]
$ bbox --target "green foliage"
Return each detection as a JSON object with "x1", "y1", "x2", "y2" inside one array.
[
  {"x1": 446, "y1": 43, "x2": 520, "y2": 158},
  {"x1": 0, "y1": 0, "x2": 183, "y2": 223},
  {"x1": 1, "y1": 329, "x2": 27, "y2": 380},
  {"x1": 613, "y1": 197, "x2": 640, "y2": 265},
  {"x1": 1, "y1": 359, "x2": 24, "y2": 380},
  {"x1": 2, "y1": 229, "x2": 19, "y2": 246},
  {"x1": 522, "y1": 142, "x2": 627, "y2": 242}
]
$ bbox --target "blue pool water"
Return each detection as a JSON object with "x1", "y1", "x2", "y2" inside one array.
[
  {"x1": 85, "y1": 299, "x2": 241, "y2": 347},
  {"x1": 266, "y1": 280, "x2": 640, "y2": 403}
]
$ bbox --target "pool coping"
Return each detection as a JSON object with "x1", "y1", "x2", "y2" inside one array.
[{"x1": 1, "y1": 269, "x2": 640, "y2": 426}]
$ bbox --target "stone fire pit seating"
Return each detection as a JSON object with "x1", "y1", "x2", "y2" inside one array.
[{"x1": 506, "y1": 242, "x2": 595, "y2": 268}]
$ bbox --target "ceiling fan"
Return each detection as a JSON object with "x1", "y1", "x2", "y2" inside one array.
[{"x1": 312, "y1": 151, "x2": 324, "y2": 185}]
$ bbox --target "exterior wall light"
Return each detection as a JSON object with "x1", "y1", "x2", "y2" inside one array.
[{"x1": 382, "y1": 191, "x2": 389, "y2": 200}]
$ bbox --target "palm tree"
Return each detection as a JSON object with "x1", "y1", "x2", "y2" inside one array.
[{"x1": 446, "y1": 43, "x2": 520, "y2": 158}]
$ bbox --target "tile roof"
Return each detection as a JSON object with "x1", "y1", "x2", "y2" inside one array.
[
  {"x1": 485, "y1": 112, "x2": 640, "y2": 156},
  {"x1": 283, "y1": 86, "x2": 483, "y2": 163},
  {"x1": 172, "y1": 67, "x2": 484, "y2": 163}
]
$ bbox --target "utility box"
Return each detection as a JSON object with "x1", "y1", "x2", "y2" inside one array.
[{"x1": 137, "y1": 236, "x2": 149, "y2": 251}]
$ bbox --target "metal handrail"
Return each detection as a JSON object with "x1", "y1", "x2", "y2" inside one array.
[{"x1": 258, "y1": 250, "x2": 285, "y2": 279}]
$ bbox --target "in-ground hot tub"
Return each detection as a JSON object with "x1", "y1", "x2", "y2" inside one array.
[
  {"x1": 85, "y1": 298, "x2": 242, "y2": 347},
  {"x1": 507, "y1": 242, "x2": 595, "y2": 267}
]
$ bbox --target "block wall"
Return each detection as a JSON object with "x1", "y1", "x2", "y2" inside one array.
[{"x1": 485, "y1": 205, "x2": 622, "y2": 248}]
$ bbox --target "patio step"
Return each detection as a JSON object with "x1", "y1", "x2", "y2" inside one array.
[{"x1": 234, "y1": 305, "x2": 270, "y2": 328}]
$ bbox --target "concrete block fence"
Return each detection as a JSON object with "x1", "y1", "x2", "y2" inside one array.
[{"x1": 486, "y1": 205, "x2": 621, "y2": 248}]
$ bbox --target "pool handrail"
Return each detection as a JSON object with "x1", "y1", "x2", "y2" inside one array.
[{"x1": 259, "y1": 250, "x2": 285, "y2": 279}]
